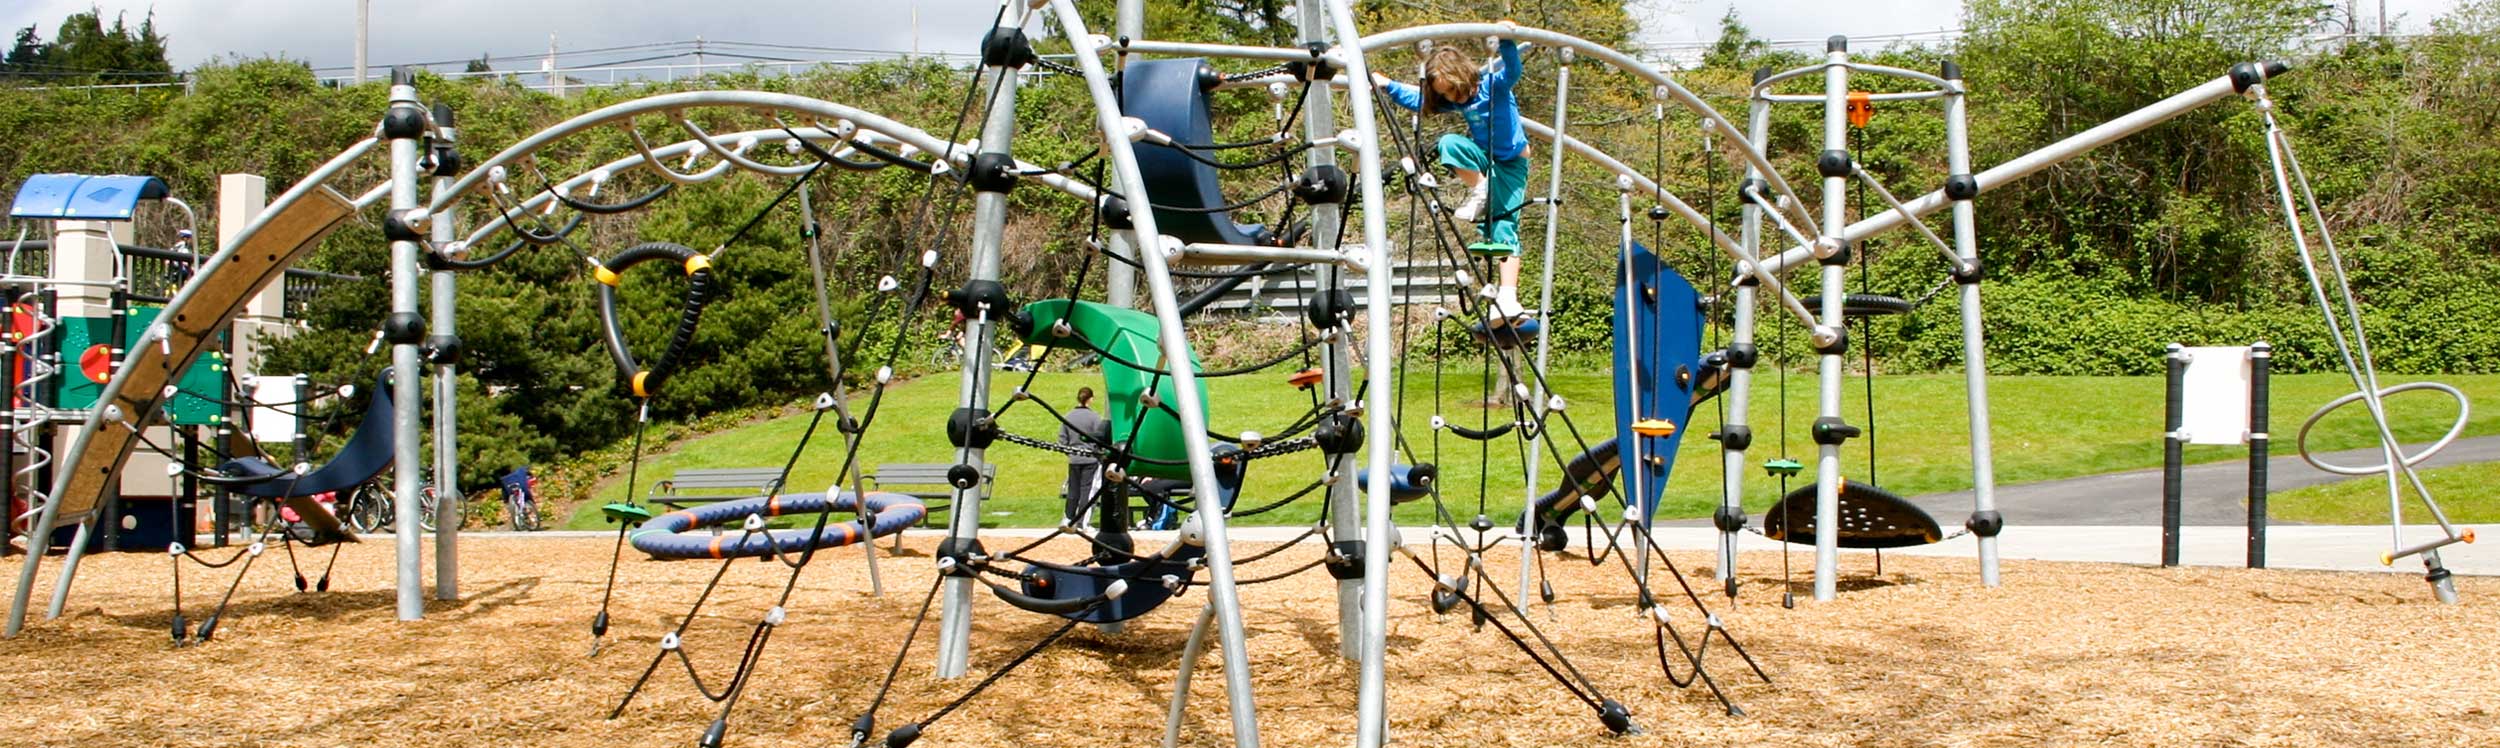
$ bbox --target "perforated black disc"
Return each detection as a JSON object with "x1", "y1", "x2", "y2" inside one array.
[{"x1": 1762, "y1": 479, "x2": 1943, "y2": 549}]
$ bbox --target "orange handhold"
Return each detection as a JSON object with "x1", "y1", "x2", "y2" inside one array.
[
  {"x1": 1847, "y1": 91, "x2": 1874, "y2": 128},
  {"x1": 2463, "y1": 528, "x2": 2477, "y2": 544},
  {"x1": 1288, "y1": 367, "x2": 1325, "y2": 389},
  {"x1": 1630, "y1": 418, "x2": 1678, "y2": 437}
]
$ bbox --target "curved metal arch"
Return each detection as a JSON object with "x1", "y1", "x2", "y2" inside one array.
[
  {"x1": 1347, "y1": 23, "x2": 1824, "y2": 245},
  {"x1": 430, "y1": 91, "x2": 1098, "y2": 217},
  {"x1": 447, "y1": 120, "x2": 1102, "y2": 251}
]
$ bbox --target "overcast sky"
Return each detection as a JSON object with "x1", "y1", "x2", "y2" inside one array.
[{"x1": 1, "y1": 0, "x2": 2467, "y2": 74}]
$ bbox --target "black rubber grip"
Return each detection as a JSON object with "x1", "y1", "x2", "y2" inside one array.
[{"x1": 596, "y1": 241, "x2": 715, "y2": 397}]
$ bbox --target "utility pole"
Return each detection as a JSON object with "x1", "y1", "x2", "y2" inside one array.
[
  {"x1": 543, "y1": 33, "x2": 562, "y2": 98},
  {"x1": 354, "y1": 0, "x2": 370, "y2": 84}
]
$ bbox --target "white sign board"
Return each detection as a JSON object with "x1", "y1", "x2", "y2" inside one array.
[
  {"x1": 248, "y1": 375, "x2": 299, "y2": 443},
  {"x1": 2179, "y1": 346, "x2": 2252, "y2": 445}
]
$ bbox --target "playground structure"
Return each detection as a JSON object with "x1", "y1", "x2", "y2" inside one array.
[
  {"x1": 2, "y1": 174, "x2": 394, "y2": 633},
  {"x1": 0, "y1": 1, "x2": 2478, "y2": 746}
]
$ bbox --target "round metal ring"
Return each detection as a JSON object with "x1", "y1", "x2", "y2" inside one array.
[{"x1": 2296, "y1": 381, "x2": 2470, "y2": 476}]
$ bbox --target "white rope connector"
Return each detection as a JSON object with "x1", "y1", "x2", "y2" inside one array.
[
  {"x1": 783, "y1": 138, "x2": 803, "y2": 155},
  {"x1": 487, "y1": 165, "x2": 508, "y2": 184},
  {"x1": 660, "y1": 632, "x2": 682, "y2": 651},
  {"x1": 1333, "y1": 128, "x2": 1369, "y2": 155},
  {"x1": 1810, "y1": 325, "x2": 1844, "y2": 351},
  {"x1": 935, "y1": 556, "x2": 957, "y2": 574},
  {"x1": 1268, "y1": 82, "x2": 1289, "y2": 99},
  {"x1": 876, "y1": 275, "x2": 899, "y2": 292},
  {"x1": 1615, "y1": 174, "x2": 1636, "y2": 193},
  {"x1": 813, "y1": 393, "x2": 837, "y2": 410},
  {"x1": 920, "y1": 249, "x2": 940, "y2": 268},
  {"x1": 164, "y1": 462, "x2": 184, "y2": 477},
  {"x1": 1432, "y1": 306, "x2": 1452, "y2": 320},
  {"x1": 1513, "y1": 383, "x2": 1531, "y2": 401},
  {"x1": 1812, "y1": 236, "x2": 1844, "y2": 259},
  {"x1": 1546, "y1": 394, "x2": 1567, "y2": 411},
  {"x1": 1557, "y1": 47, "x2": 1575, "y2": 64},
  {"x1": 764, "y1": 606, "x2": 786, "y2": 626},
  {"x1": 1454, "y1": 269, "x2": 1475, "y2": 287},
  {"x1": 246, "y1": 542, "x2": 266, "y2": 557},
  {"x1": 743, "y1": 514, "x2": 767, "y2": 533},
  {"x1": 1430, "y1": 415, "x2": 1448, "y2": 430},
  {"x1": 1120, "y1": 117, "x2": 1151, "y2": 143},
  {"x1": 1239, "y1": 431, "x2": 1264, "y2": 449},
  {"x1": 875, "y1": 366, "x2": 893, "y2": 384},
  {"x1": 167, "y1": 542, "x2": 186, "y2": 556},
  {"x1": 1102, "y1": 579, "x2": 1131, "y2": 601}
]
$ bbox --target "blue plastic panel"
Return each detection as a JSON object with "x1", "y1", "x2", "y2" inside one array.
[
  {"x1": 1122, "y1": 59, "x2": 1269, "y2": 246},
  {"x1": 9, "y1": 173, "x2": 169, "y2": 220},
  {"x1": 1611, "y1": 242, "x2": 1703, "y2": 524}
]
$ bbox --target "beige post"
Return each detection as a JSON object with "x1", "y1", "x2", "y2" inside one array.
[{"x1": 224, "y1": 174, "x2": 284, "y2": 378}]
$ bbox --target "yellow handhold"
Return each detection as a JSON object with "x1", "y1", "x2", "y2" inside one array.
[
  {"x1": 594, "y1": 264, "x2": 622, "y2": 287},
  {"x1": 683, "y1": 254, "x2": 713, "y2": 275},
  {"x1": 1630, "y1": 418, "x2": 1677, "y2": 437},
  {"x1": 630, "y1": 371, "x2": 653, "y2": 399},
  {"x1": 2380, "y1": 551, "x2": 2395, "y2": 567}
]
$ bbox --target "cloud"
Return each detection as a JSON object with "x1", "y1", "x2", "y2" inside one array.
[{"x1": 4, "y1": 0, "x2": 2468, "y2": 75}]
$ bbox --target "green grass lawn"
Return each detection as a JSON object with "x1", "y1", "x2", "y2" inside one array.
[
  {"x1": 562, "y1": 369, "x2": 2500, "y2": 530},
  {"x1": 2269, "y1": 461, "x2": 2500, "y2": 525}
]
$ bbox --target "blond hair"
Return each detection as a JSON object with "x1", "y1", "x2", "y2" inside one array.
[{"x1": 1421, "y1": 46, "x2": 1480, "y2": 112}]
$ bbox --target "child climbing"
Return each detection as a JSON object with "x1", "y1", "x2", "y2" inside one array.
[{"x1": 1374, "y1": 29, "x2": 1530, "y2": 323}]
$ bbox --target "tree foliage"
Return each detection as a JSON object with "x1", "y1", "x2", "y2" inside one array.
[{"x1": 2, "y1": 8, "x2": 173, "y2": 83}]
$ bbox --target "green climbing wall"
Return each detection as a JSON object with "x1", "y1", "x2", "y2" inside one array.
[
  {"x1": 1020, "y1": 299, "x2": 1206, "y2": 480},
  {"x1": 54, "y1": 305, "x2": 228, "y2": 427}
]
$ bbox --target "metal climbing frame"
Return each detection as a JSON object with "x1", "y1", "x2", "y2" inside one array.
[{"x1": 1731, "y1": 39, "x2": 2004, "y2": 602}]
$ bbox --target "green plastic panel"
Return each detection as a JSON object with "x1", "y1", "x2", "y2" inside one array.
[
  {"x1": 1020, "y1": 299, "x2": 1206, "y2": 480},
  {"x1": 55, "y1": 306, "x2": 228, "y2": 426}
]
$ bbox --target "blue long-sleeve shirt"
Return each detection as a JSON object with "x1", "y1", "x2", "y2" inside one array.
[{"x1": 1379, "y1": 39, "x2": 1526, "y2": 161}]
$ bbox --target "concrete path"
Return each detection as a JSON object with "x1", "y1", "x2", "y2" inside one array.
[{"x1": 1902, "y1": 434, "x2": 2500, "y2": 526}]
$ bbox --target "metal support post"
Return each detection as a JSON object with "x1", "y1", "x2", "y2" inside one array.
[
  {"x1": 429, "y1": 103, "x2": 461, "y2": 602},
  {"x1": 933, "y1": 4, "x2": 1030, "y2": 680},
  {"x1": 2162, "y1": 343, "x2": 2187, "y2": 567},
  {"x1": 385, "y1": 68, "x2": 428, "y2": 621},
  {"x1": 1291, "y1": 0, "x2": 1363, "y2": 663},
  {"x1": 1810, "y1": 38, "x2": 1852, "y2": 603},
  {"x1": 1718, "y1": 78, "x2": 1773, "y2": 594},
  {"x1": 1941, "y1": 59, "x2": 2001, "y2": 586},
  {"x1": 2247, "y1": 342, "x2": 2271, "y2": 568},
  {"x1": 1104, "y1": 0, "x2": 1145, "y2": 309},
  {"x1": 798, "y1": 181, "x2": 883, "y2": 596},
  {"x1": 1520, "y1": 47, "x2": 1573, "y2": 610},
  {"x1": 1314, "y1": 3, "x2": 1397, "y2": 747}
]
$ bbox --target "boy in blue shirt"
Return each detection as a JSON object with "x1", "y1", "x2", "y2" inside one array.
[{"x1": 1374, "y1": 31, "x2": 1530, "y2": 323}]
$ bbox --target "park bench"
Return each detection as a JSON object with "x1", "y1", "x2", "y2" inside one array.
[
  {"x1": 864, "y1": 462, "x2": 992, "y2": 513},
  {"x1": 647, "y1": 467, "x2": 787, "y2": 510}
]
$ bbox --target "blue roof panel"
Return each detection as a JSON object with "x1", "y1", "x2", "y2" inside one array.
[{"x1": 9, "y1": 174, "x2": 171, "y2": 220}]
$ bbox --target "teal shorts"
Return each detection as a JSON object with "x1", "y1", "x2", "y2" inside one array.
[{"x1": 1437, "y1": 133, "x2": 1527, "y2": 253}]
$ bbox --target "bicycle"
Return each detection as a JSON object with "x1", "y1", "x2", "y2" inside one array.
[
  {"x1": 498, "y1": 466, "x2": 544, "y2": 532},
  {"x1": 341, "y1": 476, "x2": 444, "y2": 533}
]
